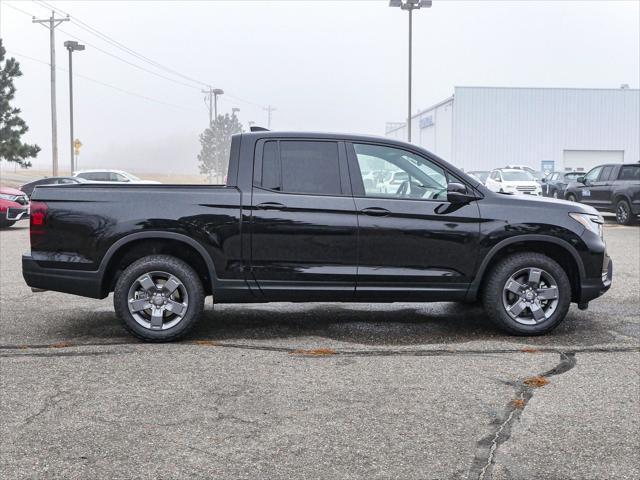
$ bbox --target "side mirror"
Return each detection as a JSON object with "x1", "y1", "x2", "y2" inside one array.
[
  {"x1": 495, "y1": 177, "x2": 502, "y2": 182},
  {"x1": 541, "y1": 178, "x2": 547, "y2": 183},
  {"x1": 577, "y1": 176, "x2": 586, "y2": 184},
  {"x1": 447, "y1": 182, "x2": 475, "y2": 204}
]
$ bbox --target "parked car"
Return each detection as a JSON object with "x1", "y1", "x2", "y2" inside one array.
[
  {"x1": 24, "y1": 131, "x2": 611, "y2": 341},
  {"x1": 73, "y1": 169, "x2": 160, "y2": 184},
  {"x1": 468, "y1": 170, "x2": 489, "y2": 184},
  {"x1": 0, "y1": 186, "x2": 29, "y2": 228},
  {"x1": 485, "y1": 169, "x2": 542, "y2": 196},
  {"x1": 20, "y1": 176, "x2": 89, "y2": 197},
  {"x1": 564, "y1": 163, "x2": 640, "y2": 225},
  {"x1": 541, "y1": 171, "x2": 583, "y2": 199},
  {"x1": 506, "y1": 164, "x2": 545, "y2": 181}
]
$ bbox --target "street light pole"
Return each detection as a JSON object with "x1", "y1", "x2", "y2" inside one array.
[
  {"x1": 408, "y1": 7, "x2": 412, "y2": 143},
  {"x1": 389, "y1": 0, "x2": 432, "y2": 144},
  {"x1": 64, "y1": 40, "x2": 85, "y2": 173}
]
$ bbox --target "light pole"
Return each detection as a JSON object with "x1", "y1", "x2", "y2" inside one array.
[
  {"x1": 64, "y1": 40, "x2": 85, "y2": 173},
  {"x1": 389, "y1": 0, "x2": 432, "y2": 143},
  {"x1": 232, "y1": 107, "x2": 240, "y2": 117}
]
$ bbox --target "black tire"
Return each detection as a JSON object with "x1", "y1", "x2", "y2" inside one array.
[
  {"x1": 615, "y1": 199, "x2": 635, "y2": 225},
  {"x1": 114, "y1": 255, "x2": 205, "y2": 342},
  {"x1": 482, "y1": 252, "x2": 571, "y2": 335},
  {"x1": 0, "y1": 219, "x2": 16, "y2": 228},
  {"x1": 566, "y1": 193, "x2": 577, "y2": 202},
  {"x1": 552, "y1": 190, "x2": 559, "y2": 199}
]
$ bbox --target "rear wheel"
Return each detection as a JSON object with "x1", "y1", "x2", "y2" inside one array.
[
  {"x1": 114, "y1": 255, "x2": 204, "y2": 342},
  {"x1": 482, "y1": 252, "x2": 571, "y2": 335},
  {"x1": 566, "y1": 193, "x2": 577, "y2": 202},
  {"x1": 616, "y1": 199, "x2": 634, "y2": 225}
]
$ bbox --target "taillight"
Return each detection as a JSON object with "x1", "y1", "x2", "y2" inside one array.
[{"x1": 30, "y1": 201, "x2": 48, "y2": 247}]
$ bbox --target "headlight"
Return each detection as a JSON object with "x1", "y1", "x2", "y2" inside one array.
[
  {"x1": 569, "y1": 212, "x2": 604, "y2": 238},
  {"x1": 0, "y1": 194, "x2": 18, "y2": 201}
]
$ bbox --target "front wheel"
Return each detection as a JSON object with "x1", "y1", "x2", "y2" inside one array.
[
  {"x1": 482, "y1": 252, "x2": 571, "y2": 335},
  {"x1": 616, "y1": 199, "x2": 634, "y2": 225},
  {"x1": 114, "y1": 255, "x2": 205, "y2": 342},
  {"x1": 566, "y1": 193, "x2": 577, "y2": 202},
  {"x1": 0, "y1": 219, "x2": 16, "y2": 228},
  {"x1": 552, "y1": 190, "x2": 559, "y2": 199}
]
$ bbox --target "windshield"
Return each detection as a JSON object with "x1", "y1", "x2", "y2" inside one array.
[
  {"x1": 564, "y1": 172, "x2": 582, "y2": 180},
  {"x1": 502, "y1": 171, "x2": 535, "y2": 181},
  {"x1": 124, "y1": 172, "x2": 141, "y2": 181}
]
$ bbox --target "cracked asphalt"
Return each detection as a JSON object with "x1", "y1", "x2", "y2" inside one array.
[{"x1": 1, "y1": 222, "x2": 639, "y2": 479}]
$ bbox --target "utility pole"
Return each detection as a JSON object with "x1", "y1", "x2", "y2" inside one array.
[
  {"x1": 33, "y1": 11, "x2": 70, "y2": 176},
  {"x1": 263, "y1": 105, "x2": 276, "y2": 129},
  {"x1": 202, "y1": 87, "x2": 224, "y2": 126}
]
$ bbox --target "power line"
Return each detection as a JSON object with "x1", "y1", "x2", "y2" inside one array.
[
  {"x1": 8, "y1": 50, "x2": 200, "y2": 112},
  {"x1": 31, "y1": 0, "x2": 268, "y2": 110},
  {"x1": 34, "y1": 0, "x2": 211, "y2": 89},
  {"x1": 4, "y1": 2, "x2": 38, "y2": 18}
]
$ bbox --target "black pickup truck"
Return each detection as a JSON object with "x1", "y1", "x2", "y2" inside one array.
[
  {"x1": 23, "y1": 132, "x2": 612, "y2": 341},
  {"x1": 564, "y1": 163, "x2": 640, "y2": 225}
]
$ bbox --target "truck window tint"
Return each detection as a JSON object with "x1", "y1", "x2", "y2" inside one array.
[
  {"x1": 280, "y1": 141, "x2": 341, "y2": 195},
  {"x1": 262, "y1": 141, "x2": 279, "y2": 190},
  {"x1": 619, "y1": 165, "x2": 640, "y2": 180}
]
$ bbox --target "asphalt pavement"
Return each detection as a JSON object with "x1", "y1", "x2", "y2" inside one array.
[{"x1": 0, "y1": 223, "x2": 638, "y2": 479}]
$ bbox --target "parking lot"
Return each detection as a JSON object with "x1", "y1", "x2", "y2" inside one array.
[{"x1": 0, "y1": 222, "x2": 638, "y2": 479}]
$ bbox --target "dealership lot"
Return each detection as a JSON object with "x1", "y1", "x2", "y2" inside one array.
[{"x1": 1, "y1": 223, "x2": 638, "y2": 479}]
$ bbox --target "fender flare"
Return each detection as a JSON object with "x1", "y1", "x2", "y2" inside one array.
[
  {"x1": 466, "y1": 234, "x2": 586, "y2": 300},
  {"x1": 98, "y1": 231, "x2": 217, "y2": 290}
]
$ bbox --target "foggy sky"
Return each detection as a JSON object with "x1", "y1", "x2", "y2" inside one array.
[{"x1": 1, "y1": 0, "x2": 639, "y2": 175}]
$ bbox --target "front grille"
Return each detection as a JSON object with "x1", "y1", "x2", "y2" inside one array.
[
  {"x1": 6, "y1": 207, "x2": 28, "y2": 220},
  {"x1": 516, "y1": 186, "x2": 536, "y2": 192}
]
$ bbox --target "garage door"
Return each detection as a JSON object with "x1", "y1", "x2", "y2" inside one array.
[{"x1": 563, "y1": 150, "x2": 624, "y2": 172}]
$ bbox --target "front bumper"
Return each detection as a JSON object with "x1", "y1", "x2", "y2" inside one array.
[
  {"x1": 579, "y1": 256, "x2": 612, "y2": 304},
  {"x1": 6, "y1": 206, "x2": 29, "y2": 221},
  {"x1": 22, "y1": 254, "x2": 105, "y2": 299}
]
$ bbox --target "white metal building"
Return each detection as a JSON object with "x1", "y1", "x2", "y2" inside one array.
[{"x1": 385, "y1": 86, "x2": 640, "y2": 173}]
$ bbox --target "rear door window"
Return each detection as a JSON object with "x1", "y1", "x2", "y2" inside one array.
[{"x1": 258, "y1": 140, "x2": 343, "y2": 196}]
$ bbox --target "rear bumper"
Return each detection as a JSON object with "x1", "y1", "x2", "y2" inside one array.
[
  {"x1": 22, "y1": 254, "x2": 105, "y2": 299},
  {"x1": 579, "y1": 256, "x2": 612, "y2": 304}
]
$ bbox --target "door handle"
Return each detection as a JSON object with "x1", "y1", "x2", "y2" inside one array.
[
  {"x1": 360, "y1": 207, "x2": 391, "y2": 217},
  {"x1": 256, "y1": 202, "x2": 286, "y2": 210}
]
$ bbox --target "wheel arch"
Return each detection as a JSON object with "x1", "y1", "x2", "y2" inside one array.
[
  {"x1": 467, "y1": 235, "x2": 585, "y2": 303},
  {"x1": 99, "y1": 232, "x2": 217, "y2": 296}
]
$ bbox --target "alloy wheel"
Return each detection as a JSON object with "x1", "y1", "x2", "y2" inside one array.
[
  {"x1": 127, "y1": 271, "x2": 189, "y2": 330},
  {"x1": 502, "y1": 267, "x2": 559, "y2": 325},
  {"x1": 617, "y1": 202, "x2": 629, "y2": 224}
]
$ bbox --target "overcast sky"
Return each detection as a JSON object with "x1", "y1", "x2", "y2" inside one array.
[{"x1": 1, "y1": 0, "x2": 639, "y2": 174}]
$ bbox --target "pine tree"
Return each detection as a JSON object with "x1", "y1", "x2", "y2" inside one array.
[
  {"x1": 0, "y1": 39, "x2": 40, "y2": 168},
  {"x1": 198, "y1": 113, "x2": 243, "y2": 183}
]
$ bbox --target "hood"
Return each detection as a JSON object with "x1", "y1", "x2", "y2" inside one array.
[
  {"x1": 0, "y1": 186, "x2": 26, "y2": 196},
  {"x1": 503, "y1": 180, "x2": 540, "y2": 187},
  {"x1": 500, "y1": 191, "x2": 600, "y2": 215}
]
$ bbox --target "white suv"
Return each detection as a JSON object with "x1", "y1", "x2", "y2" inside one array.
[
  {"x1": 73, "y1": 169, "x2": 160, "y2": 184},
  {"x1": 485, "y1": 169, "x2": 542, "y2": 196}
]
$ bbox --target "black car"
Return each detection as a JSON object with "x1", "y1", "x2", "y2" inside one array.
[
  {"x1": 564, "y1": 163, "x2": 640, "y2": 225},
  {"x1": 23, "y1": 131, "x2": 612, "y2": 341},
  {"x1": 20, "y1": 176, "x2": 87, "y2": 197},
  {"x1": 541, "y1": 171, "x2": 583, "y2": 199}
]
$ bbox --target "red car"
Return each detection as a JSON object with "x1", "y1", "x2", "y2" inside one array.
[{"x1": 0, "y1": 186, "x2": 30, "y2": 228}]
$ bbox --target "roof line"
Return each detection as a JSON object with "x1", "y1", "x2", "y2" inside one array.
[
  {"x1": 454, "y1": 85, "x2": 639, "y2": 92},
  {"x1": 386, "y1": 95, "x2": 455, "y2": 134}
]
